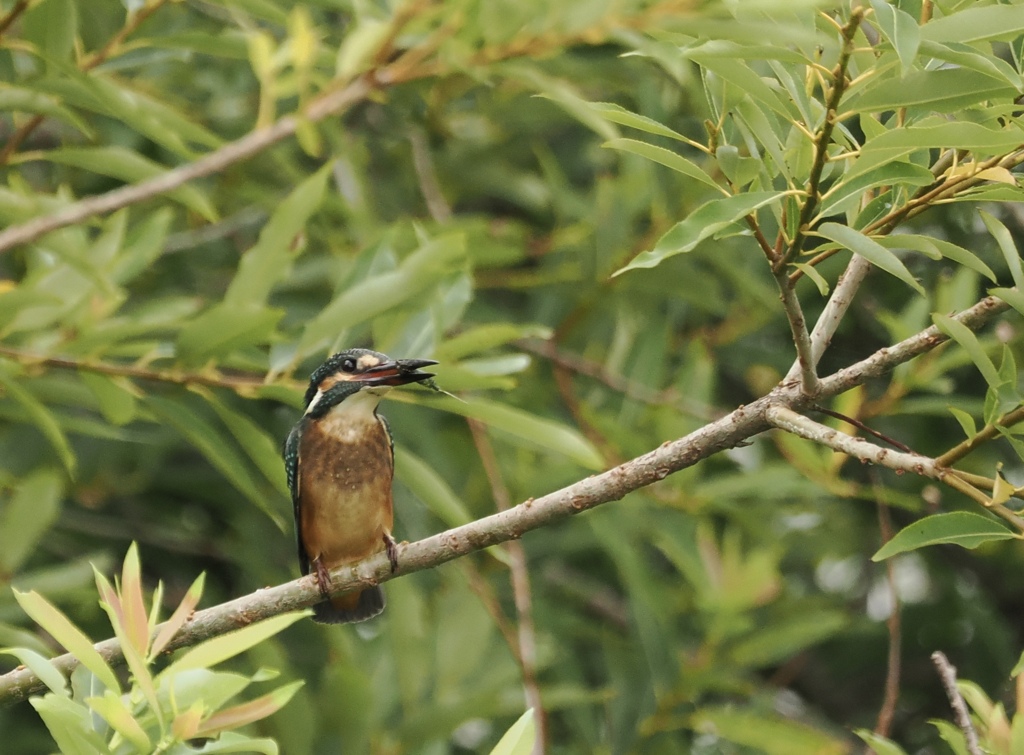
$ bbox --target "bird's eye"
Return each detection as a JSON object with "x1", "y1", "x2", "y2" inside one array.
[{"x1": 342, "y1": 358, "x2": 357, "y2": 372}]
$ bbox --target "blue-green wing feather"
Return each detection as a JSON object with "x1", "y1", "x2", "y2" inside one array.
[{"x1": 284, "y1": 419, "x2": 310, "y2": 576}]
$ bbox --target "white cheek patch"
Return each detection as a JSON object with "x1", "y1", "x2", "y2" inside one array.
[{"x1": 304, "y1": 388, "x2": 325, "y2": 416}]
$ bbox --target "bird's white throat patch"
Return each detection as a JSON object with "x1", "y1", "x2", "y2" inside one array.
[{"x1": 305, "y1": 384, "x2": 390, "y2": 421}]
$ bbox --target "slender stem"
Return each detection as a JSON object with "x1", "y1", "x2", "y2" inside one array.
[
  {"x1": 813, "y1": 406, "x2": 913, "y2": 453},
  {"x1": 467, "y1": 419, "x2": 548, "y2": 755},
  {"x1": 931, "y1": 651, "x2": 983, "y2": 755},
  {"x1": 775, "y1": 269, "x2": 819, "y2": 396},
  {"x1": 937, "y1": 404, "x2": 1024, "y2": 467},
  {"x1": 872, "y1": 492, "x2": 901, "y2": 740},
  {"x1": 780, "y1": 8, "x2": 864, "y2": 269},
  {"x1": 785, "y1": 255, "x2": 872, "y2": 381},
  {"x1": 0, "y1": 0, "x2": 29, "y2": 41}
]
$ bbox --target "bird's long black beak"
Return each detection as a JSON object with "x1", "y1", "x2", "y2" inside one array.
[{"x1": 354, "y1": 358, "x2": 438, "y2": 387}]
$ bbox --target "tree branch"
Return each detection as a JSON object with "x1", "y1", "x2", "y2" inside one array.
[
  {"x1": 0, "y1": 293, "x2": 1011, "y2": 706},
  {"x1": 931, "y1": 651, "x2": 983, "y2": 755}
]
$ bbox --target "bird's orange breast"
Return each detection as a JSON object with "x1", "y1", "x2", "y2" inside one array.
[{"x1": 298, "y1": 414, "x2": 394, "y2": 570}]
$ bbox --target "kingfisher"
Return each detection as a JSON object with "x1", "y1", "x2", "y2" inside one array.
[{"x1": 285, "y1": 349, "x2": 436, "y2": 623}]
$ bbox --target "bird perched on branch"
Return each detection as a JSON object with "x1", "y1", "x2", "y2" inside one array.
[{"x1": 285, "y1": 349, "x2": 436, "y2": 623}]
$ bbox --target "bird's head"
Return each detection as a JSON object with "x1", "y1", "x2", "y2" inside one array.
[{"x1": 303, "y1": 349, "x2": 437, "y2": 418}]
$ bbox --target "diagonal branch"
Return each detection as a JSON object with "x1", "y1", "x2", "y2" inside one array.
[{"x1": 0, "y1": 293, "x2": 1011, "y2": 706}]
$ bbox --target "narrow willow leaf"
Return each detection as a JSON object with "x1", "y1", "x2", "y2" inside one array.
[
  {"x1": 436, "y1": 324, "x2": 551, "y2": 361},
  {"x1": 854, "y1": 730, "x2": 910, "y2": 755},
  {"x1": 933, "y1": 313, "x2": 1000, "y2": 388},
  {"x1": 86, "y1": 692, "x2": 152, "y2": 752},
  {"x1": 0, "y1": 468, "x2": 63, "y2": 573},
  {"x1": 921, "y1": 5, "x2": 1024, "y2": 44},
  {"x1": 845, "y1": 68, "x2": 1016, "y2": 114},
  {"x1": 602, "y1": 138, "x2": 723, "y2": 192},
  {"x1": 0, "y1": 648, "x2": 69, "y2": 696},
  {"x1": 992, "y1": 287, "x2": 1024, "y2": 318},
  {"x1": 120, "y1": 543, "x2": 149, "y2": 658},
  {"x1": 200, "y1": 389, "x2": 290, "y2": 499},
  {"x1": 817, "y1": 223, "x2": 924, "y2": 296},
  {"x1": 587, "y1": 102, "x2": 703, "y2": 148},
  {"x1": 0, "y1": 369, "x2": 75, "y2": 475},
  {"x1": 872, "y1": 512, "x2": 1016, "y2": 561},
  {"x1": 615, "y1": 191, "x2": 784, "y2": 276},
  {"x1": 176, "y1": 304, "x2": 283, "y2": 364},
  {"x1": 411, "y1": 396, "x2": 603, "y2": 470},
  {"x1": 194, "y1": 680, "x2": 304, "y2": 737},
  {"x1": 161, "y1": 611, "x2": 308, "y2": 677},
  {"x1": 0, "y1": 85, "x2": 92, "y2": 136},
  {"x1": 947, "y1": 407, "x2": 977, "y2": 439},
  {"x1": 869, "y1": 0, "x2": 921, "y2": 74},
  {"x1": 979, "y1": 209, "x2": 1024, "y2": 289},
  {"x1": 224, "y1": 164, "x2": 330, "y2": 308},
  {"x1": 394, "y1": 448, "x2": 473, "y2": 527},
  {"x1": 151, "y1": 572, "x2": 205, "y2": 659},
  {"x1": 818, "y1": 162, "x2": 933, "y2": 219},
  {"x1": 488, "y1": 709, "x2": 537, "y2": 755},
  {"x1": 29, "y1": 694, "x2": 109, "y2": 755},
  {"x1": 792, "y1": 263, "x2": 830, "y2": 296},
  {"x1": 727, "y1": 610, "x2": 848, "y2": 668},
  {"x1": 688, "y1": 707, "x2": 847, "y2": 755},
  {"x1": 12, "y1": 589, "x2": 120, "y2": 692},
  {"x1": 144, "y1": 395, "x2": 286, "y2": 527},
  {"x1": 876, "y1": 235, "x2": 996, "y2": 282}
]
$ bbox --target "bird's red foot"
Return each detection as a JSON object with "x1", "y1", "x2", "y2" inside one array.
[
  {"x1": 313, "y1": 557, "x2": 332, "y2": 597},
  {"x1": 383, "y1": 533, "x2": 399, "y2": 573}
]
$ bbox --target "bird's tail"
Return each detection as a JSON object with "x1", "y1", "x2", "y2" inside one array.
[{"x1": 313, "y1": 585, "x2": 385, "y2": 624}]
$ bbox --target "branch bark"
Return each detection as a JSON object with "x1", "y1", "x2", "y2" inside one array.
[{"x1": 0, "y1": 293, "x2": 1012, "y2": 706}]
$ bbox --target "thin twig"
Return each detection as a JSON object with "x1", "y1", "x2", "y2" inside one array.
[
  {"x1": 0, "y1": 0, "x2": 29, "y2": 39},
  {"x1": 765, "y1": 404, "x2": 1024, "y2": 532},
  {"x1": 931, "y1": 651, "x2": 983, "y2": 755},
  {"x1": 780, "y1": 8, "x2": 864, "y2": 269},
  {"x1": 409, "y1": 126, "x2": 452, "y2": 223},
  {"x1": 775, "y1": 269, "x2": 819, "y2": 396},
  {"x1": 467, "y1": 419, "x2": 548, "y2": 755},
  {"x1": 812, "y1": 406, "x2": 913, "y2": 453},
  {"x1": 873, "y1": 492, "x2": 901, "y2": 740},
  {"x1": 0, "y1": 292, "x2": 1011, "y2": 706},
  {"x1": 785, "y1": 255, "x2": 872, "y2": 382},
  {"x1": 0, "y1": 346, "x2": 273, "y2": 394},
  {"x1": 937, "y1": 404, "x2": 1024, "y2": 467}
]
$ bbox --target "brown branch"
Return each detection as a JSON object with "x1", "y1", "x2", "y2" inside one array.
[
  {"x1": 0, "y1": 0, "x2": 169, "y2": 166},
  {"x1": 873, "y1": 492, "x2": 901, "y2": 740},
  {"x1": 936, "y1": 404, "x2": 1024, "y2": 467},
  {"x1": 0, "y1": 293, "x2": 1011, "y2": 706},
  {"x1": 931, "y1": 651, "x2": 983, "y2": 755},
  {"x1": 780, "y1": 8, "x2": 864, "y2": 269},
  {"x1": 0, "y1": 346, "x2": 273, "y2": 394},
  {"x1": 775, "y1": 269, "x2": 819, "y2": 396},
  {"x1": 812, "y1": 406, "x2": 913, "y2": 453},
  {"x1": 0, "y1": 0, "x2": 29, "y2": 39},
  {"x1": 467, "y1": 419, "x2": 548, "y2": 755}
]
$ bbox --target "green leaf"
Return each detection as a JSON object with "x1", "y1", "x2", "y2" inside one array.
[
  {"x1": 176, "y1": 304, "x2": 283, "y2": 364},
  {"x1": 727, "y1": 610, "x2": 848, "y2": 667},
  {"x1": 412, "y1": 396, "x2": 603, "y2": 470},
  {"x1": 587, "y1": 102, "x2": 701, "y2": 147},
  {"x1": 194, "y1": 680, "x2": 304, "y2": 737},
  {"x1": 614, "y1": 191, "x2": 784, "y2": 276},
  {"x1": 869, "y1": 0, "x2": 920, "y2": 74},
  {"x1": 792, "y1": 263, "x2": 829, "y2": 295},
  {"x1": 0, "y1": 367, "x2": 76, "y2": 475},
  {"x1": 144, "y1": 395, "x2": 287, "y2": 527},
  {"x1": 394, "y1": 448, "x2": 473, "y2": 527},
  {"x1": 79, "y1": 372, "x2": 137, "y2": 426},
  {"x1": 0, "y1": 647, "x2": 69, "y2": 696},
  {"x1": 602, "y1": 138, "x2": 723, "y2": 193},
  {"x1": 436, "y1": 324, "x2": 551, "y2": 361},
  {"x1": 12, "y1": 589, "x2": 120, "y2": 692},
  {"x1": 979, "y1": 209, "x2": 1024, "y2": 290},
  {"x1": 200, "y1": 389, "x2": 290, "y2": 499},
  {"x1": 86, "y1": 692, "x2": 152, "y2": 752},
  {"x1": 224, "y1": 165, "x2": 330, "y2": 308},
  {"x1": 854, "y1": 730, "x2": 910, "y2": 755},
  {"x1": 0, "y1": 85, "x2": 91, "y2": 136},
  {"x1": 0, "y1": 468, "x2": 63, "y2": 573},
  {"x1": 872, "y1": 512, "x2": 1016, "y2": 561},
  {"x1": 29, "y1": 694, "x2": 109, "y2": 755},
  {"x1": 992, "y1": 287, "x2": 1024, "y2": 319},
  {"x1": 844, "y1": 68, "x2": 1017, "y2": 114},
  {"x1": 816, "y1": 223, "x2": 925, "y2": 296},
  {"x1": 921, "y1": 5, "x2": 1024, "y2": 44},
  {"x1": 488, "y1": 709, "x2": 537, "y2": 755},
  {"x1": 35, "y1": 147, "x2": 217, "y2": 221},
  {"x1": 947, "y1": 406, "x2": 977, "y2": 439},
  {"x1": 689, "y1": 707, "x2": 846, "y2": 755},
  {"x1": 162, "y1": 611, "x2": 308, "y2": 676},
  {"x1": 933, "y1": 313, "x2": 1000, "y2": 388},
  {"x1": 876, "y1": 235, "x2": 996, "y2": 282},
  {"x1": 818, "y1": 162, "x2": 933, "y2": 219}
]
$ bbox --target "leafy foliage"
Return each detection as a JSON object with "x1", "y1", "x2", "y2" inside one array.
[{"x1": 1, "y1": 0, "x2": 1024, "y2": 752}]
